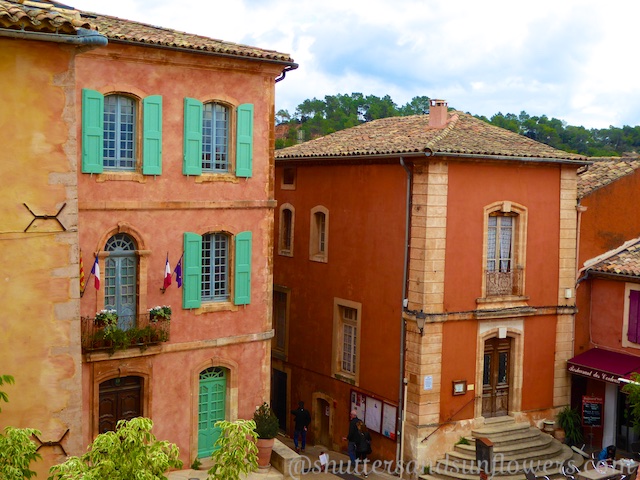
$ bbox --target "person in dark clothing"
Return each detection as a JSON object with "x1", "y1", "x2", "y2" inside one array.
[
  {"x1": 342, "y1": 409, "x2": 360, "y2": 464},
  {"x1": 291, "y1": 401, "x2": 311, "y2": 453},
  {"x1": 355, "y1": 420, "x2": 372, "y2": 477}
]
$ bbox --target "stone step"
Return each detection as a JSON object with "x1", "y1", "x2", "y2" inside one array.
[
  {"x1": 453, "y1": 431, "x2": 553, "y2": 458},
  {"x1": 432, "y1": 441, "x2": 582, "y2": 480},
  {"x1": 454, "y1": 428, "x2": 542, "y2": 454},
  {"x1": 472, "y1": 421, "x2": 534, "y2": 439}
]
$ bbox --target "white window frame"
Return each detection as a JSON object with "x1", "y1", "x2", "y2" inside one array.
[{"x1": 332, "y1": 298, "x2": 362, "y2": 385}]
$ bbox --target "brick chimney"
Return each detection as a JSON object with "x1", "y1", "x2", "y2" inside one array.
[{"x1": 429, "y1": 99, "x2": 448, "y2": 128}]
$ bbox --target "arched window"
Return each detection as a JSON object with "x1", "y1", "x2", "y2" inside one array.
[
  {"x1": 104, "y1": 233, "x2": 137, "y2": 329},
  {"x1": 279, "y1": 204, "x2": 295, "y2": 256},
  {"x1": 310, "y1": 206, "x2": 329, "y2": 263}
]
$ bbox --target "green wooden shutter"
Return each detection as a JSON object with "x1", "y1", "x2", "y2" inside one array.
[
  {"x1": 82, "y1": 88, "x2": 104, "y2": 174},
  {"x1": 235, "y1": 103, "x2": 253, "y2": 178},
  {"x1": 183, "y1": 98, "x2": 203, "y2": 175},
  {"x1": 142, "y1": 95, "x2": 163, "y2": 175},
  {"x1": 183, "y1": 232, "x2": 202, "y2": 309},
  {"x1": 234, "y1": 231, "x2": 252, "y2": 305}
]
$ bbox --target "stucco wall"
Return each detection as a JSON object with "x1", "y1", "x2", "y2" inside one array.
[
  {"x1": 0, "y1": 38, "x2": 82, "y2": 477},
  {"x1": 74, "y1": 42, "x2": 282, "y2": 463}
]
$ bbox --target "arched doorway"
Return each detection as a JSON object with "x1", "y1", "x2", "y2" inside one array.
[
  {"x1": 315, "y1": 397, "x2": 331, "y2": 448},
  {"x1": 198, "y1": 367, "x2": 227, "y2": 458},
  {"x1": 482, "y1": 337, "x2": 512, "y2": 417},
  {"x1": 104, "y1": 233, "x2": 137, "y2": 330},
  {"x1": 98, "y1": 376, "x2": 143, "y2": 433}
]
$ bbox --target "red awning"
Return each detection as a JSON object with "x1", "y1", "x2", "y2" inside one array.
[{"x1": 567, "y1": 348, "x2": 640, "y2": 385}]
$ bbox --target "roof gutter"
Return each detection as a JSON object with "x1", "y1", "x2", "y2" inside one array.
[
  {"x1": 276, "y1": 150, "x2": 434, "y2": 164},
  {"x1": 0, "y1": 27, "x2": 108, "y2": 46},
  {"x1": 106, "y1": 38, "x2": 298, "y2": 68},
  {"x1": 433, "y1": 151, "x2": 591, "y2": 166},
  {"x1": 275, "y1": 64, "x2": 298, "y2": 83}
]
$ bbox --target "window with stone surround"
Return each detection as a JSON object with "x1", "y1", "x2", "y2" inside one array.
[
  {"x1": 331, "y1": 298, "x2": 362, "y2": 385},
  {"x1": 310, "y1": 206, "x2": 329, "y2": 263},
  {"x1": 278, "y1": 204, "x2": 295, "y2": 256},
  {"x1": 481, "y1": 201, "x2": 527, "y2": 300},
  {"x1": 623, "y1": 284, "x2": 640, "y2": 348}
]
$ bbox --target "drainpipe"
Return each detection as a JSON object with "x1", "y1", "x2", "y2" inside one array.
[
  {"x1": 397, "y1": 157, "x2": 411, "y2": 474},
  {"x1": 0, "y1": 27, "x2": 108, "y2": 46},
  {"x1": 275, "y1": 64, "x2": 299, "y2": 83}
]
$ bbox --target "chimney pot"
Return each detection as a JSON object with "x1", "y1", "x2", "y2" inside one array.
[{"x1": 429, "y1": 99, "x2": 448, "y2": 128}]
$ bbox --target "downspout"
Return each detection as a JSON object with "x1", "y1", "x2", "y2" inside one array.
[
  {"x1": 397, "y1": 157, "x2": 411, "y2": 474},
  {"x1": 0, "y1": 27, "x2": 108, "y2": 46},
  {"x1": 275, "y1": 64, "x2": 299, "y2": 83}
]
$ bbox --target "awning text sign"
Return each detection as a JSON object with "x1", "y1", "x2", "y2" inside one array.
[{"x1": 568, "y1": 363, "x2": 622, "y2": 384}]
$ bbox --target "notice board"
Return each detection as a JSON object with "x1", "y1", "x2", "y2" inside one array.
[{"x1": 582, "y1": 395, "x2": 603, "y2": 427}]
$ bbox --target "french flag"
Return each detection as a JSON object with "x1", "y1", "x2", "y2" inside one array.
[
  {"x1": 163, "y1": 254, "x2": 172, "y2": 290},
  {"x1": 91, "y1": 256, "x2": 100, "y2": 290}
]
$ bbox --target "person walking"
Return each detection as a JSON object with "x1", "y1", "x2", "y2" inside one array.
[
  {"x1": 342, "y1": 409, "x2": 360, "y2": 465},
  {"x1": 355, "y1": 420, "x2": 372, "y2": 477},
  {"x1": 291, "y1": 401, "x2": 311, "y2": 453}
]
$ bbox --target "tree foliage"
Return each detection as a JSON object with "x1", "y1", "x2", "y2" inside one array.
[
  {"x1": 208, "y1": 419, "x2": 258, "y2": 480},
  {"x1": 0, "y1": 427, "x2": 42, "y2": 480},
  {"x1": 48, "y1": 417, "x2": 182, "y2": 480},
  {"x1": 623, "y1": 372, "x2": 640, "y2": 434},
  {"x1": 276, "y1": 92, "x2": 640, "y2": 157},
  {"x1": 0, "y1": 374, "x2": 14, "y2": 411},
  {"x1": 0, "y1": 375, "x2": 42, "y2": 479}
]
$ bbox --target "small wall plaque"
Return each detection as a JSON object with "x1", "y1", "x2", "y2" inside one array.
[{"x1": 452, "y1": 380, "x2": 467, "y2": 396}]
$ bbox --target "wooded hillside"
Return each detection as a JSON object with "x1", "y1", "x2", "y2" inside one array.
[{"x1": 276, "y1": 93, "x2": 640, "y2": 156}]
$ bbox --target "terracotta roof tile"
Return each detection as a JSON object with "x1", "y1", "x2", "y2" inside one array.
[
  {"x1": 81, "y1": 9, "x2": 294, "y2": 64},
  {"x1": 585, "y1": 239, "x2": 640, "y2": 278},
  {"x1": 275, "y1": 112, "x2": 587, "y2": 162},
  {"x1": 0, "y1": 0, "x2": 92, "y2": 34},
  {"x1": 0, "y1": 0, "x2": 295, "y2": 64},
  {"x1": 577, "y1": 156, "x2": 640, "y2": 198}
]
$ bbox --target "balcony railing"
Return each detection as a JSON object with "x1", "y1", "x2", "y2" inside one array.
[
  {"x1": 81, "y1": 313, "x2": 170, "y2": 354},
  {"x1": 485, "y1": 267, "x2": 523, "y2": 297}
]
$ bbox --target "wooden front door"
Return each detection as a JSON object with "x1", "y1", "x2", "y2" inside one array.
[
  {"x1": 482, "y1": 337, "x2": 511, "y2": 418},
  {"x1": 98, "y1": 376, "x2": 142, "y2": 433},
  {"x1": 198, "y1": 367, "x2": 226, "y2": 458}
]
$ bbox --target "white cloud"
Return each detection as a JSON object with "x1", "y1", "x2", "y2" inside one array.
[{"x1": 72, "y1": 0, "x2": 640, "y2": 128}]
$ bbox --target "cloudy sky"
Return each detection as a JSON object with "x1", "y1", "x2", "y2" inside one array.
[{"x1": 72, "y1": 0, "x2": 640, "y2": 129}]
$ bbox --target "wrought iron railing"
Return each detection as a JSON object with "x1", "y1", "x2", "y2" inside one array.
[
  {"x1": 485, "y1": 267, "x2": 523, "y2": 296},
  {"x1": 81, "y1": 313, "x2": 170, "y2": 354}
]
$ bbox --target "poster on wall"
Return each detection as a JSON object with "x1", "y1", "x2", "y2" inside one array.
[
  {"x1": 365, "y1": 397, "x2": 382, "y2": 433},
  {"x1": 382, "y1": 403, "x2": 397, "y2": 440},
  {"x1": 351, "y1": 391, "x2": 366, "y2": 422},
  {"x1": 582, "y1": 395, "x2": 603, "y2": 427}
]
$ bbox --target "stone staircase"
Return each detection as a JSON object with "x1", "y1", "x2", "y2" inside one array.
[{"x1": 420, "y1": 416, "x2": 583, "y2": 480}]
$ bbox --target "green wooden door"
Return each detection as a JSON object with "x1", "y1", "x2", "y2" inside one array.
[{"x1": 198, "y1": 367, "x2": 226, "y2": 457}]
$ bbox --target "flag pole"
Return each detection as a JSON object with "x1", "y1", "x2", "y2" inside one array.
[{"x1": 161, "y1": 252, "x2": 170, "y2": 294}]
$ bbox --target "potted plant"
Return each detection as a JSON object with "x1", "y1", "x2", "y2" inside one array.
[
  {"x1": 556, "y1": 405, "x2": 583, "y2": 446},
  {"x1": 149, "y1": 305, "x2": 171, "y2": 322},
  {"x1": 94, "y1": 309, "x2": 118, "y2": 328},
  {"x1": 253, "y1": 402, "x2": 279, "y2": 468}
]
